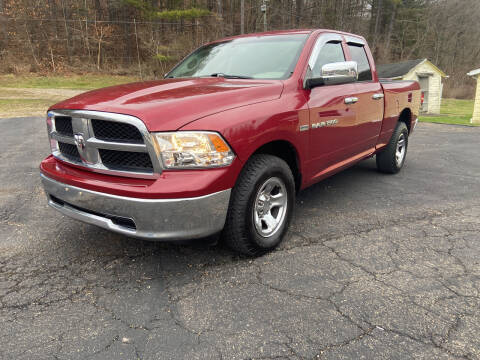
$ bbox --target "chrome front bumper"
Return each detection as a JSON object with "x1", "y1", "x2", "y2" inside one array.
[{"x1": 41, "y1": 174, "x2": 231, "y2": 240}]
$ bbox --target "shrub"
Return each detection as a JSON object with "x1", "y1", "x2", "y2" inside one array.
[{"x1": 155, "y1": 8, "x2": 211, "y2": 21}]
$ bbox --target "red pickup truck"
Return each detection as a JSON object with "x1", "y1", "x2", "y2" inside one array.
[{"x1": 40, "y1": 29, "x2": 421, "y2": 256}]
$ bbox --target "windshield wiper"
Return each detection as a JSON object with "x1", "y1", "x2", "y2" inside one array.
[{"x1": 209, "y1": 73, "x2": 253, "y2": 79}]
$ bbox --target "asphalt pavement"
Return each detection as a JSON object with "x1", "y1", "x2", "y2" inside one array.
[{"x1": 0, "y1": 117, "x2": 479, "y2": 359}]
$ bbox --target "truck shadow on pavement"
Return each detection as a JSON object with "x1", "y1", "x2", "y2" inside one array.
[{"x1": 59, "y1": 157, "x2": 382, "y2": 264}]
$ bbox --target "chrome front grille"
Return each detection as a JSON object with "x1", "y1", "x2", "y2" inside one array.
[
  {"x1": 99, "y1": 149, "x2": 154, "y2": 171},
  {"x1": 47, "y1": 110, "x2": 162, "y2": 178},
  {"x1": 91, "y1": 119, "x2": 144, "y2": 143},
  {"x1": 55, "y1": 116, "x2": 74, "y2": 136},
  {"x1": 58, "y1": 142, "x2": 81, "y2": 161}
]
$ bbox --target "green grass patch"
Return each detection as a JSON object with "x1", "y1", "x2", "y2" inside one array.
[
  {"x1": 0, "y1": 74, "x2": 140, "y2": 117},
  {"x1": 0, "y1": 88, "x2": 84, "y2": 117},
  {"x1": 0, "y1": 98, "x2": 52, "y2": 106},
  {"x1": 419, "y1": 98, "x2": 478, "y2": 126},
  {"x1": 0, "y1": 74, "x2": 139, "y2": 90},
  {"x1": 0, "y1": 98, "x2": 59, "y2": 117}
]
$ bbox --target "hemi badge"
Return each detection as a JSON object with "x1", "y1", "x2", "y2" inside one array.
[{"x1": 299, "y1": 125, "x2": 309, "y2": 132}]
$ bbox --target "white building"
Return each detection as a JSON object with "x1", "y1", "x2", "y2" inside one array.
[
  {"x1": 377, "y1": 59, "x2": 447, "y2": 114},
  {"x1": 467, "y1": 69, "x2": 480, "y2": 124}
]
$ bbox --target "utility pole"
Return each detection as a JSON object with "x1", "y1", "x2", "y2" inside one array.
[
  {"x1": 261, "y1": 0, "x2": 268, "y2": 32},
  {"x1": 240, "y1": 0, "x2": 245, "y2": 34}
]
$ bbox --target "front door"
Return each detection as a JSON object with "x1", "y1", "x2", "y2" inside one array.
[{"x1": 304, "y1": 35, "x2": 358, "y2": 180}]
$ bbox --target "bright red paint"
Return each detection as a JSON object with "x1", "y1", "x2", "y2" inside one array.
[{"x1": 40, "y1": 29, "x2": 421, "y2": 199}]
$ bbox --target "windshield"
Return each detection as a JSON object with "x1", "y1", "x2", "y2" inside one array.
[{"x1": 166, "y1": 34, "x2": 309, "y2": 80}]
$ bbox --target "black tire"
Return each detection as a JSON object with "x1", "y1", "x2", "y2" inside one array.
[
  {"x1": 223, "y1": 154, "x2": 295, "y2": 256},
  {"x1": 376, "y1": 121, "x2": 409, "y2": 174}
]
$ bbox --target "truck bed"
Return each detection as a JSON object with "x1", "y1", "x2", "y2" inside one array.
[{"x1": 376, "y1": 79, "x2": 421, "y2": 149}]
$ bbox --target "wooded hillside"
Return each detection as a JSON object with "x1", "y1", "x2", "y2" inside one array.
[{"x1": 0, "y1": 0, "x2": 478, "y2": 98}]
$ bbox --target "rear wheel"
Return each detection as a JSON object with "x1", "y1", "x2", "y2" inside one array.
[
  {"x1": 223, "y1": 154, "x2": 295, "y2": 256},
  {"x1": 376, "y1": 121, "x2": 409, "y2": 174}
]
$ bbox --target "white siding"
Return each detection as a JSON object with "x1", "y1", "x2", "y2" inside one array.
[
  {"x1": 473, "y1": 75, "x2": 480, "y2": 124},
  {"x1": 403, "y1": 61, "x2": 444, "y2": 114}
]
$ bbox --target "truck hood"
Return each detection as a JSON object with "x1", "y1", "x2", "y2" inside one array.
[{"x1": 50, "y1": 78, "x2": 284, "y2": 131}]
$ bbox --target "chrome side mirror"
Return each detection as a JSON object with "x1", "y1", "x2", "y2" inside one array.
[
  {"x1": 305, "y1": 61, "x2": 358, "y2": 89},
  {"x1": 321, "y1": 61, "x2": 358, "y2": 84}
]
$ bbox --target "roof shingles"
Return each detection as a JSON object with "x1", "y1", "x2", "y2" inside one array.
[{"x1": 377, "y1": 59, "x2": 425, "y2": 78}]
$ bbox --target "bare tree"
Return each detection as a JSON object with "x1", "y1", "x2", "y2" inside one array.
[{"x1": 0, "y1": 0, "x2": 478, "y2": 98}]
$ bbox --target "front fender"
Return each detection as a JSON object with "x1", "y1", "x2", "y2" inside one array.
[{"x1": 179, "y1": 98, "x2": 309, "y2": 173}]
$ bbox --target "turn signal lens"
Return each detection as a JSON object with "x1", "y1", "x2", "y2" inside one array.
[{"x1": 153, "y1": 131, "x2": 235, "y2": 169}]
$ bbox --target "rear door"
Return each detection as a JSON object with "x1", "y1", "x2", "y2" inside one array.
[
  {"x1": 305, "y1": 34, "x2": 357, "y2": 178},
  {"x1": 346, "y1": 39, "x2": 384, "y2": 153}
]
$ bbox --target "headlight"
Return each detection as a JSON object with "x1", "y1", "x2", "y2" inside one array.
[{"x1": 152, "y1": 131, "x2": 235, "y2": 169}]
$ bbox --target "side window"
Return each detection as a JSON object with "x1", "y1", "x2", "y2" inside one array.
[
  {"x1": 312, "y1": 42, "x2": 345, "y2": 78},
  {"x1": 347, "y1": 44, "x2": 372, "y2": 81}
]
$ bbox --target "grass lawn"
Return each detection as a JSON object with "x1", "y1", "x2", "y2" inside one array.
[
  {"x1": 0, "y1": 74, "x2": 140, "y2": 117},
  {"x1": 419, "y1": 98, "x2": 477, "y2": 126},
  {"x1": 0, "y1": 74, "x2": 139, "y2": 90},
  {"x1": 0, "y1": 98, "x2": 59, "y2": 117},
  {"x1": 0, "y1": 88, "x2": 86, "y2": 117}
]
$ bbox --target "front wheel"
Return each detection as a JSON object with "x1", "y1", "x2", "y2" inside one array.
[
  {"x1": 223, "y1": 154, "x2": 295, "y2": 256},
  {"x1": 376, "y1": 121, "x2": 409, "y2": 174}
]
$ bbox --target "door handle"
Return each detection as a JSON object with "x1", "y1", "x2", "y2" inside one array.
[
  {"x1": 344, "y1": 97, "x2": 358, "y2": 105},
  {"x1": 372, "y1": 93, "x2": 384, "y2": 100}
]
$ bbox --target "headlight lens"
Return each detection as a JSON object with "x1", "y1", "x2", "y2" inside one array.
[{"x1": 153, "y1": 131, "x2": 235, "y2": 169}]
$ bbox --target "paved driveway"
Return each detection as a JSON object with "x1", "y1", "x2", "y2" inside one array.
[{"x1": 1, "y1": 118, "x2": 479, "y2": 360}]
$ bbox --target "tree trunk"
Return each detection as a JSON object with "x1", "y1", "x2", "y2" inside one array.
[
  {"x1": 217, "y1": 0, "x2": 224, "y2": 36},
  {"x1": 61, "y1": 1, "x2": 71, "y2": 65},
  {"x1": 384, "y1": 2, "x2": 398, "y2": 60},
  {"x1": 94, "y1": 0, "x2": 103, "y2": 20},
  {"x1": 370, "y1": 0, "x2": 383, "y2": 54},
  {"x1": 240, "y1": 0, "x2": 244, "y2": 34},
  {"x1": 295, "y1": 0, "x2": 303, "y2": 28}
]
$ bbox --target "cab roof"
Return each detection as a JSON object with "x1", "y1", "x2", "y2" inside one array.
[{"x1": 215, "y1": 29, "x2": 365, "y2": 42}]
